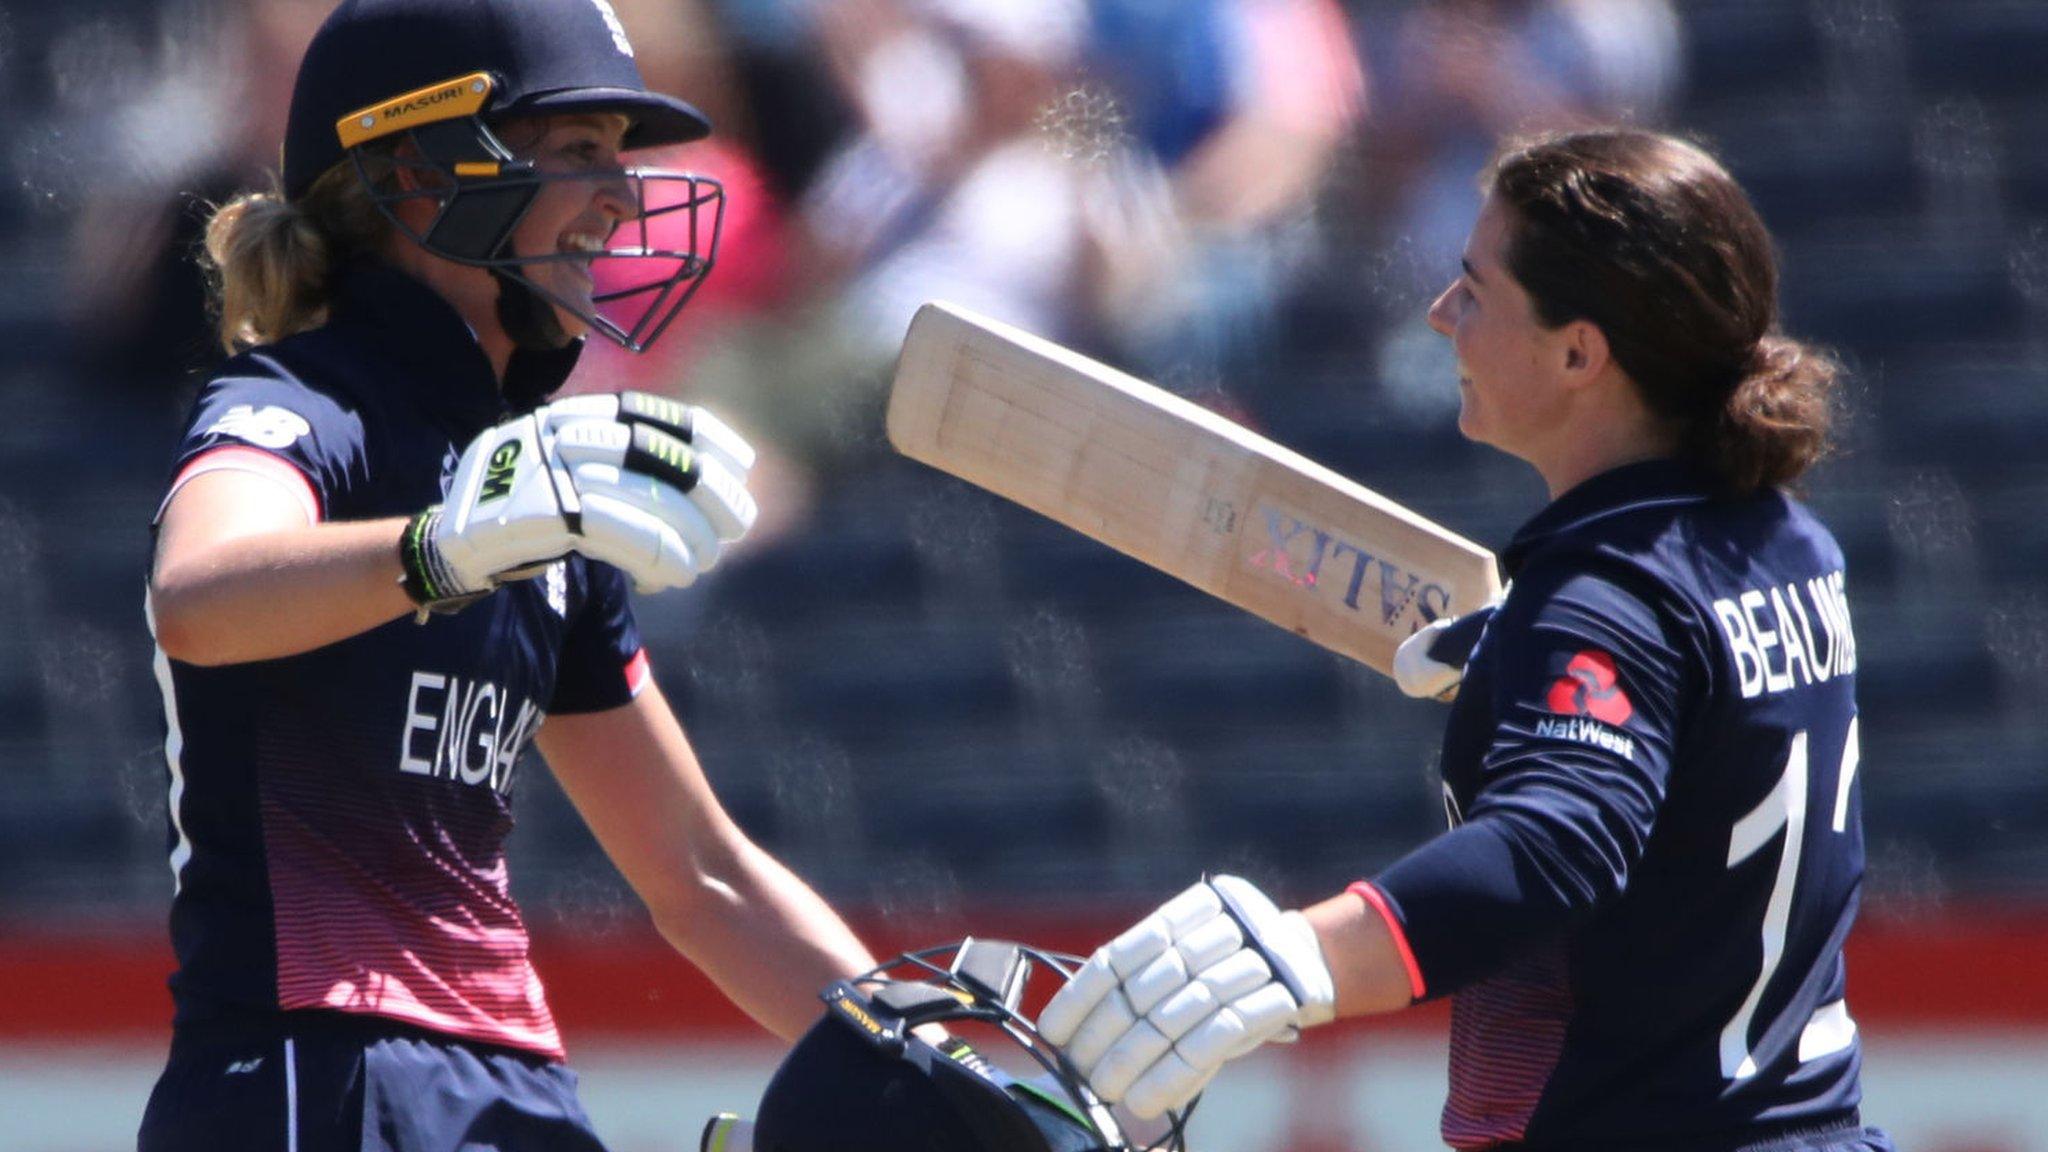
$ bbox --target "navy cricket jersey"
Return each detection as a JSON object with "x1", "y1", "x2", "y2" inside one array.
[
  {"x1": 1361, "y1": 460, "x2": 1867, "y2": 1149},
  {"x1": 148, "y1": 265, "x2": 649, "y2": 1059}
]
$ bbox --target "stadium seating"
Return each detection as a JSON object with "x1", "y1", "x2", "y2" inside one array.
[{"x1": 3, "y1": 0, "x2": 2046, "y2": 917}]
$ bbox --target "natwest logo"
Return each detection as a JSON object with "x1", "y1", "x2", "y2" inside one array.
[{"x1": 1546, "y1": 649, "x2": 1633, "y2": 725}]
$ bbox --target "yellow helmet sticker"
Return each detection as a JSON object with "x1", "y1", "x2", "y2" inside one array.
[
  {"x1": 829, "y1": 991, "x2": 889, "y2": 1039},
  {"x1": 336, "y1": 72, "x2": 495, "y2": 149}
]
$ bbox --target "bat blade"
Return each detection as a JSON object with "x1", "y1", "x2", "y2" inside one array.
[{"x1": 886, "y1": 301, "x2": 1501, "y2": 679}]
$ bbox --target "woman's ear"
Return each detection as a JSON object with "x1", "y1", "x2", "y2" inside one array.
[
  {"x1": 384, "y1": 138, "x2": 439, "y2": 194},
  {"x1": 1559, "y1": 319, "x2": 1611, "y2": 384}
]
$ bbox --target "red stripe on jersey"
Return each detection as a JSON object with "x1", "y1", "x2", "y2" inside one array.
[
  {"x1": 161, "y1": 445, "x2": 324, "y2": 524},
  {"x1": 624, "y1": 649, "x2": 651, "y2": 697},
  {"x1": 260, "y1": 766, "x2": 564, "y2": 1059},
  {"x1": 1349, "y1": 881, "x2": 1427, "y2": 1001},
  {"x1": 1440, "y1": 945, "x2": 1573, "y2": 1149}
]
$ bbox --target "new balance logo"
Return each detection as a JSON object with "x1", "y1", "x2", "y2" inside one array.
[
  {"x1": 205, "y1": 404, "x2": 311, "y2": 451},
  {"x1": 224, "y1": 1057, "x2": 264, "y2": 1075}
]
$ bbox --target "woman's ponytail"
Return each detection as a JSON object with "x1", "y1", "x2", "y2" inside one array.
[
  {"x1": 1695, "y1": 334, "x2": 1842, "y2": 494},
  {"x1": 199, "y1": 159, "x2": 392, "y2": 352}
]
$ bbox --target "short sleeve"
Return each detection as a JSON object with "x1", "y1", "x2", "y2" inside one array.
[
  {"x1": 157, "y1": 362, "x2": 370, "y2": 525},
  {"x1": 1371, "y1": 558, "x2": 1694, "y2": 996},
  {"x1": 549, "y1": 561, "x2": 649, "y2": 715}
]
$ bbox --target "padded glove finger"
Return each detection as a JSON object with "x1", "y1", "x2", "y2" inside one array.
[
  {"x1": 541, "y1": 392, "x2": 757, "y2": 477},
  {"x1": 559, "y1": 421, "x2": 754, "y2": 544},
  {"x1": 1063, "y1": 988, "x2": 1142, "y2": 1072},
  {"x1": 1124, "y1": 1057, "x2": 1217, "y2": 1122},
  {"x1": 575, "y1": 489, "x2": 712, "y2": 592},
  {"x1": 617, "y1": 391, "x2": 757, "y2": 476},
  {"x1": 1042, "y1": 926, "x2": 1169, "y2": 1046},
  {"x1": 551, "y1": 417, "x2": 752, "y2": 562}
]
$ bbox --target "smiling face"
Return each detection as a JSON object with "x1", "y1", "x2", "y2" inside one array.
[
  {"x1": 1425, "y1": 194, "x2": 1578, "y2": 465},
  {"x1": 497, "y1": 112, "x2": 636, "y2": 337}
]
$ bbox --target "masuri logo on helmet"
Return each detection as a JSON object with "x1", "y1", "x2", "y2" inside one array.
[{"x1": 336, "y1": 73, "x2": 494, "y2": 151}]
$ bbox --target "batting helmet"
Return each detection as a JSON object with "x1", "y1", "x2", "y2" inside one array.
[
  {"x1": 702, "y1": 939, "x2": 1195, "y2": 1152},
  {"x1": 282, "y1": 0, "x2": 723, "y2": 352}
]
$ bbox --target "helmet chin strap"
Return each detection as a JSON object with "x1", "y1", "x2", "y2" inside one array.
[
  {"x1": 491, "y1": 266, "x2": 573, "y2": 351},
  {"x1": 490, "y1": 267, "x2": 586, "y2": 413}
]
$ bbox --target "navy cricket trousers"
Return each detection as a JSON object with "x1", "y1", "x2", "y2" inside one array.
[{"x1": 138, "y1": 1010, "x2": 610, "y2": 1152}]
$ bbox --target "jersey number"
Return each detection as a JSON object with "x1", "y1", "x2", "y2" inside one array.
[{"x1": 1719, "y1": 719, "x2": 1860, "y2": 1080}]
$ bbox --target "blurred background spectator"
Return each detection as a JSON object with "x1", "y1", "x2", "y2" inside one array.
[
  {"x1": 1351, "y1": 0, "x2": 1683, "y2": 423},
  {"x1": 4, "y1": 1, "x2": 2048, "y2": 1149},
  {"x1": 58, "y1": 0, "x2": 332, "y2": 398},
  {"x1": 1083, "y1": 0, "x2": 1365, "y2": 393}
]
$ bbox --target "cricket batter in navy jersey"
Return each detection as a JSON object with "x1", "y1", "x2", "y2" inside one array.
[
  {"x1": 1038, "y1": 129, "x2": 1894, "y2": 1152},
  {"x1": 140, "y1": 1, "x2": 877, "y2": 1148}
]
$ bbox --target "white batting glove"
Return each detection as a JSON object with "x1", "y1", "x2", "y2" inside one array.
[
  {"x1": 1392, "y1": 591, "x2": 1506, "y2": 700},
  {"x1": 546, "y1": 418, "x2": 754, "y2": 592},
  {"x1": 1038, "y1": 875, "x2": 1336, "y2": 1119},
  {"x1": 400, "y1": 395, "x2": 758, "y2": 611},
  {"x1": 538, "y1": 392, "x2": 758, "y2": 591},
  {"x1": 402, "y1": 410, "x2": 576, "y2": 611},
  {"x1": 537, "y1": 391, "x2": 758, "y2": 478}
]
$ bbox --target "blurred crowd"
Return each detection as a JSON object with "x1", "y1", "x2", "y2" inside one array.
[
  {"x1": 15, "y1": 0, "x2": 2048, "y2": 924},
  {"x1": 57, "y1": 0, "x2": 1684, "y2": 544}
]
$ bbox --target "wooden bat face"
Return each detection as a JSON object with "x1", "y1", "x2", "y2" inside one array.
[{"x1": 887, "y1": 301, "x2": 1501, "y2": 678}]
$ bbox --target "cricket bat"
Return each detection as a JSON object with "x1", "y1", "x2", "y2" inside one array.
[{"x1": 885, "y1": 301, "x2": 1503, "y2": 680}]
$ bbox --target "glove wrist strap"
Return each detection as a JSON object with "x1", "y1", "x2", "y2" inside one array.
[{"x1": 398, "y1": 508, "x2": 487, "y2": 622}]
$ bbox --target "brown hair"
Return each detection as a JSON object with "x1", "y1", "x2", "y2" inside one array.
[
  {"x1": 200, "y1": 155, "x2": 395, "y2": 353},
  {"x1": 1488, "y1": 128, "x2": 1840, "y2": 493}
]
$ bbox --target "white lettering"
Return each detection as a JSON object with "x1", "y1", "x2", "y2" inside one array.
[
  {"x1": 1716, "y1": 570, "x2": 1857, "y2": 698},
  {"x1": 459, "y1": 681, "x2": 498, "y2": 786},
  {"x1": 400, "y1": 672, "x2": 448, "y2": 774},
  {"x1": 1808, "y1": 575, "x2": 1842, "y2": 679},
  {"x1": 1533, "y1": 716, "x2": 1636, "y2": 760},
  {"x1": 1772, "y1": 586, "x2": 1814, "y2": 689},
  {"x1": 397, "y1": 670, "x2": 539, "y2": 794},
  {"x1": 1743, "y1": 589, "x2": 1791, "y2": 694},
  {"x1": 433, "y1": 677, "x2": 465, "y2": 780},
  {"x1": 1788, "y1": 579, "x2": 1830, "y2": 683},
  {"x1": 1715, "y1": 597, "x2": 1765, "y2": 698},
  {"x1": 494, "y1": 699, "x2": 545, "y2": 793},
  {"x1": 1830, "y1": 572, "x2": 1858, "y2": 676}
]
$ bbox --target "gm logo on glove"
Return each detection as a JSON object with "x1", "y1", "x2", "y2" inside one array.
[{"x1": 480, "y1": 441, "x2": 522, "y2": 503}]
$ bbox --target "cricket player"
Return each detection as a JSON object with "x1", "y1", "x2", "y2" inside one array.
[
  {"x1": 140, "y1": 1, "x2": 877, "y2": 1148},
  {"x1": 1038, "y1": 129, "x2": 1895, "y2": 1152}
]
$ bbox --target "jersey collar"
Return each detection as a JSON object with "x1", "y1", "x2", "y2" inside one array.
[
  {"x1": 331, "y1": 263, "x2": 582, "y2": 435},
  {"x1": 1502, "y1": 457, "x2": 1718, "y2": 576}
]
